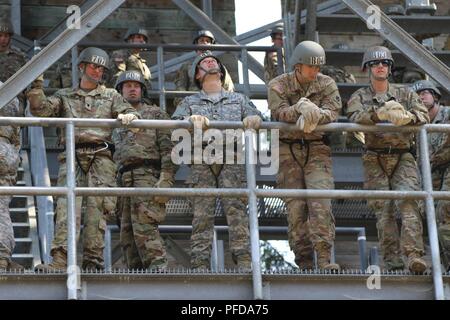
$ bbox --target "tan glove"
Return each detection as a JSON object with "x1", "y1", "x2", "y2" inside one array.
[
  {"x1": 118, "y1": 113, "x2": 138, "y2": 125},
  {"x1": 26, "y1": 88, "x2": 45, "y2": 110},
  {"x1": 189, "y1": 115, "x2": 210, "y2": 130},
  {"x1": 154, "y1": 171, "x2": 174, "y2": 204},
  {"x1": 376, "y1": 101, "x2": 414, "y2": 126},
  {"x1": 243, "y1": 115, "x2": 262, "y2": 130},
  {"x1": 294, "y1": 98, "x2": 321, "y2": 133}
]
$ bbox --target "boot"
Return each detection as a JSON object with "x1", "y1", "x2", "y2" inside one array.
[
  {"x1": 407, "y1": 254, "x2": 427, "y2": 274},
  {"x1": 316, "y1": 244, "x2": 340, "y2": 271},
  {"x1": 0, "y1": 258, "x2": 9, "y2": 271},
  {"x1": 236, "y1": 254, "x2": 252, "y2": 272},
  {"x1": 82, "y1": 261, "x2": 103, "y2": 272},
  {"x1": 146, "y1": 258, "x2": 168, "y2": 272},
  {"x1": 35, "y1": 250, "x2": 67, "y2": 272},
  {"x1": 295, "y1": 253, "x2": 314, "y2": 270},
  {"x1": 384, "y1": 256, "x2": 405, "y2": 271},
  {"x1": 7, "y1": 260, "x2": 24, "y2": 271}
]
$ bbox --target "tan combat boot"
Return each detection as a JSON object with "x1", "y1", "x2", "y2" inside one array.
[
  {"x1": 0, "y1": 258, "x2": 24, "y2": 272},
  {"x1": 35, "y1": 250, "x2": 67, "y2": 272},
  {"x1": 316, "y1": 245, "x2": 340, "y2": 271},
  {"x1": 407, "y1": 254, "x2": 427, "y2": 274},
  {"x1": 236, "y1": 254, "x2": 252, "y2": 272},
  {"x1": 0, "y1": 258, "x2": 9, "y2": 271}
]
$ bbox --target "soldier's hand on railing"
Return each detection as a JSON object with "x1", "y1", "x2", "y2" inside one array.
[
  {"x1": 243, "y1": 115, "x2": 262, "y2": 130},
  {"x1": 154, "y1": 171, "x2": 174, "y2": 204},
  {"x1": 189, "y1": 115, "x2": 210, "y2": 130},
  {"x1": 118, "y1": 113, "x2": 138, "y2": 125},
  {"x1": 376, "y1": 101, "x2": 414, "y2": 126},
  {"x1": 294, "y1": 98, "x2": 321, "y2": 133}
]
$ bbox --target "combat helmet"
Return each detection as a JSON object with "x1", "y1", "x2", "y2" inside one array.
[
  {"x1": 193, "y1": 30, "x2": 216, "y2": 44},
  {"x1": 77, "y1": 47, "x2": 110, "y2": 69},
  {"x1": 189, "y1": 50, "x2": 225, "y2": 89},
  {"x1": 270, "y1": 23, "x2": 284, "y2": 38},
  {"x1": 361, "y1": 46, "x2": 394, "y2": 71},
  {"x1": 411, "y1": 79, "x2": 441, "y2": 99},
  {"x1": 124, "y1": 26, "x2": 149, "y2": 42},
  {"x1": 0, "y1": 17, "x2": 13, "y2": 35},
  {"x1": 289, "y1": 40, "x2": 326, "y2": 69},
  {"x1": 115, "y1": 70, "x2": 147, "y2": 94}
]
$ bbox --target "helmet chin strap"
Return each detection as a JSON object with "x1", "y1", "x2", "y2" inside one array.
[
  {"x1": 198, "y1": 66, "x2": 223, "y2": 86},
  {"x1": 80, "y1": 65, "x2": 102, "y2": 84}
]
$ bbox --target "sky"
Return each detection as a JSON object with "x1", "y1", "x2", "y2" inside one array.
[
  {"x1": 235, "y1": 0, "x2": 296, "y2": 266},
  {"x1": 234, "y1": 0, "x2": 282, "y2": 118}
]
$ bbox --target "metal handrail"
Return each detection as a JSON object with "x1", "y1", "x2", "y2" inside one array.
[{"x1": 0, "y1": 118, "x2": 446, "y2": 300}]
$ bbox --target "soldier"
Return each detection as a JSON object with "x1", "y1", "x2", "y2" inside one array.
[
  {"x1": 27, "y1": 47, "x2": 140, "y2": 271},
  {"x1": 0, "y1": 17, "x2": 27, "y2": 107},
  {"x1": 105, "y1": 49, "x2": 127, "y2": 88},
  {"x1": 0, "y1": 82, "x2": 24, "y2": 271},
  {"x1": 112, "y1": 70, "x2": 175, "y2": 270},
  {"x1": 347, "y1": 46, "x2": 429, "y2": 273},
  {"x1": 172, "y1": 51, "x2": 262, "y2": 270},
  {"x1": 110, "y1": 27, "x2": 152, "y2": 92},
  {"x1": 173, "y1": 30, "x2": 234, "y2": 108},
  {"x1": 413, "y1": 80, "x2": 450, "y2": 271},
  {"x1": 268, "y1": 41, "x2": 341, "y2": 271},
  {"x1": 264, "y1": 23, "x2": 285, "y2": 85}
]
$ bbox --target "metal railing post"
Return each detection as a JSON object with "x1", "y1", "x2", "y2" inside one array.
[
  {"x1": 104, "y1": 227, "x2": 112, "y2": 272},
  {"x1": 66, "y1": 122, "x2": 79, "y2": 300},
  {"x1": 157, "y1": 46, "x2": 166, "y2": 112},
  {"x1": 241, "y1": 48, "x2": 250, "y2": 98},
  {"x1": 245, "y1": 130, "x2": 263, "y2": 300},
  {"x1": 211, "y1": 229, "x2": 219, "y2": 272},
  {"x1": 419, "y1": 128, "x2": 445, "y2": 300}
]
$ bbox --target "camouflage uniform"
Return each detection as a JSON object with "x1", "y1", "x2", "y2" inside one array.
[
  {"x1": 0, "y1": 89, "x2": 22, "y2": 265},
  {"x1": 48, "y1": 61, "x2": 72, "y2": 89},
  {"x1": 320, "y1": 65, "x2": 356, "y2": 84},
  {"x1": 347, "y1": 84, "x2": 429, "y2": 270},
  {"x1": 30, "y1": 85, "x2": 138, "y2": 269},
  {"x1": 172, "y1": 90, "x2": 262, "y2": 269},
  {"x1": 429, "y1": 105, "x2": 450, "y2": 270},
  {"x1": 264, "y1": 46, "x2": 285, "y2": 85},
  {"x1": 0, "y1": 46, "x2": 27, "y2": 107},
  {"x1": 173, "y1": 61, "x2": 235, "y2": 108},
  {"x1": 268, "y1": 72, "x2": 342, "y2": 268},
  {"x1": 112, "y1": 103, "x2": 175, "y2": 269}
]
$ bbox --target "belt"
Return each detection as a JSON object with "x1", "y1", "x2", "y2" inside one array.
[
  {"x1": 280, "y1": 137, "x2": 329, "y2": 146},
  {"x1": 366, "y1": 147, "x2": 411, "y2": 154},
  {"x1": 118, "y1": 159, "x2": 161, "y2": 174},
  {"x1": 64, "y1": 142, "x2": 115, "y2": 153}
]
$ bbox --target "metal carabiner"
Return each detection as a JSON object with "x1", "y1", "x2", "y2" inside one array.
[{"x1": 93, "y1": 142, "x2": 109, "y2": 154}]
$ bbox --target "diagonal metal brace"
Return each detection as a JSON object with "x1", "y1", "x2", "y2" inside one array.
[
  {"x1": 341, "y1": 0, "x2": 450, "y2": 93},
  {"x1": 0, "y1": 0, "x2": 126, "y2": 109}
]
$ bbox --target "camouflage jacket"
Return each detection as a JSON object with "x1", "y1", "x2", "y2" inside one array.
[
  {"x1": 268, "y1": 71, "x2": 342, "y2": 141},
  {"x1": 0, "y1": 46, "x2": 27, "y2": 108},
  {"x1": 172, "y1": 89, "x2": 261, "y2": 121},
  {"x1": 347, "y1": 83, "x2": 429, "y2": 149},
  {"x1": 112, "y1": 103, "x2": 175, "y2": 175},
  {"x1": 173, "y1": 60, "x2": 235, "y2": 107},
  {"x1": 320, "y1": 65, "x2": 356, "y2": 84},
  {"x1": 30, "y1": 85, "x2": 139, "y2": 146},
  {"x1": 0, "y1": 81, "x2": 22, "y2": 147},
  {"x1": 264, "y1": 46, "x2": 285, "y2": 85},
  {"x1": 430, "y1": 105, "x2": 450, "y2": 168}
]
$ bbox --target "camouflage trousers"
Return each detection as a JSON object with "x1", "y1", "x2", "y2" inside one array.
[
  {"x1": 117, "y1": 166, "x2": 167, "y2": 269},
  {"x1": 277, "y1": 142, "x2": 335, "y2": 268},
  {"x1": 0, "y1": 140, "x2": 19, "y2": 260},
  {"x1": 52, "y1": 149, "x2": 117, "y2": 269},
  {"x1": 363, "y1": 151, "x2": 424, "y2": 265},
  {"x1": 189, "y1": 164, "x2": 250, "y2": 269},
  {"x1": 432, "y1": 166, "x2": 450, "y2": 269}
]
